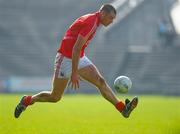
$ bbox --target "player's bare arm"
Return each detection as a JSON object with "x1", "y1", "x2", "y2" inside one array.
[{"x1": 70, "y1": 34, "x2": 87, "y2": 89}]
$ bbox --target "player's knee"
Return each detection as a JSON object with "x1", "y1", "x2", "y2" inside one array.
[{"x1": 50, "y1": 95, "x2": 62, "y2": 103}]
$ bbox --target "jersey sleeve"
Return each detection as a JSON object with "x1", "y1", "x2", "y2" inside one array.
[{"x1": 79, "y1": 17, "x2": 97, "y2": 38}]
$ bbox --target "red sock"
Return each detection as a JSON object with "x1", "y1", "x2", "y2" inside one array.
[
  {"x1": 23, "y1": 96, "x2": 32, "y2": 106},
  {"x1": 115, "y1": 101, "x2": 125, "y2": 112}
]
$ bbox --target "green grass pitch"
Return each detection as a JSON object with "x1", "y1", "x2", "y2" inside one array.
[{"x1": 1, "y1": 94, "x2": 180, "y2": 134}]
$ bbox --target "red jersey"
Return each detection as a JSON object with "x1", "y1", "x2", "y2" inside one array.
[{"x1": 58, "y1": 12, "x2": 101, "y2": 58}]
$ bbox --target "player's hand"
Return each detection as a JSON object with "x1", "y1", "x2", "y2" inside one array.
[{"x1": 69, "y1": 72, "x2": 81, "y2": 90}]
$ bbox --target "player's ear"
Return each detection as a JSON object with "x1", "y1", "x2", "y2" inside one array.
[{"x1": 100, "y1": 10, "x2": 106, "y2": 18}]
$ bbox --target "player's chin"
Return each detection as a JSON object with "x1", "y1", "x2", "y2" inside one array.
[
  {"x1": 104, "y1": 23, "x2": 112, "y2": 27},
  {"x1": 103, "y1": 23, "x2": 110, "y2": 27}
]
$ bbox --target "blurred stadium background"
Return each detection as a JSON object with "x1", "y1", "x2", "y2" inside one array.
[{"x1": 0, "y1": 0, "x2": 180, "y2": 96}]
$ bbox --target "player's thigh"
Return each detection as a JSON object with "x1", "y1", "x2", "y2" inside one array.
[
  {"x1": 51, "y1": 77, "x2": 69, "y2": 97},
  {"x1": 53, "y1": 53, "x2": 70, "y2": 97},
  {"x1": 78, "y1": 64, "x2": 104, "y2": 87}
]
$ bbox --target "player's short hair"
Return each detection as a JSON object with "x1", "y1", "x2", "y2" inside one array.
[{"x1": 100, "y1": 4, "x2": 116, "y2": 15}]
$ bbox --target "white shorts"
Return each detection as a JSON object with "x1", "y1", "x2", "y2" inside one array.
[{"x1": 54, "y1": 53, "x2": 93, "y2": 78}]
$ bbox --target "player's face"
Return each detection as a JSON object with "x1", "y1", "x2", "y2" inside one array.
[{"x1": 101, "y1": 11, "x2": 116, "y2": 27}]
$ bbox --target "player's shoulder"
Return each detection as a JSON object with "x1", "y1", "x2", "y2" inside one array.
[{"x1": 78, "y1": 12, "x2": 97, "y2": 23}]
